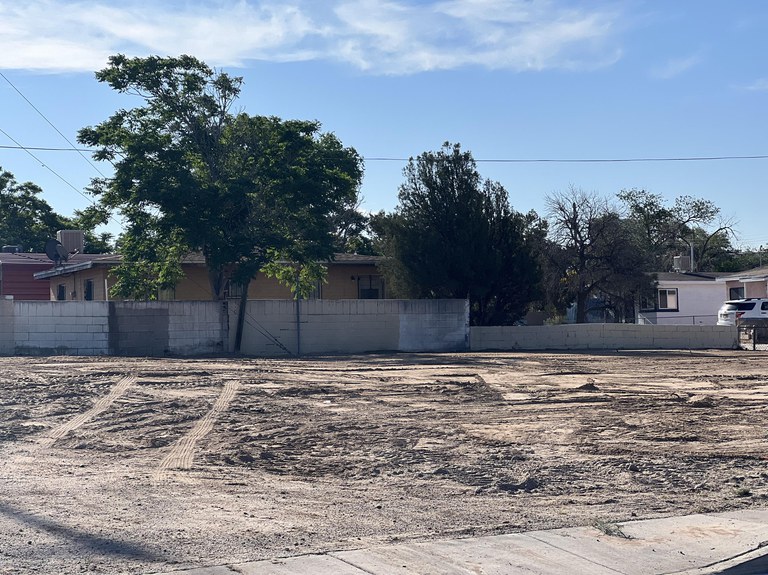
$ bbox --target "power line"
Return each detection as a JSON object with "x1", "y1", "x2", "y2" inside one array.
[
  {"x1": 2, "y1": 143, "x2": 768, "y2": 164},
  {"x1": 0, "y1": 145, "x2": 95, "y2": 152},
  {"x1": 362, "y1": 154, "x2": 768, "y2": 163},
  {"x1": 0, "y1": 72, "x2": 124, "y2": 231},
  {"x1": 0, "y1": 127, "x2": 124, "y2": 230},
  {"x1": 0, "y1": 127, "x2": 95, "y2": 205},
  {"x1": 0, "y1": 71, "x2": 111, "y2": 178}
]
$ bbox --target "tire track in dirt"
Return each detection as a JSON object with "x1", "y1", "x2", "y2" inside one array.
[
  {"x1": 154, "y1": 380, "x2": 240, "y2": 482},
  {"x1": 37, "y1": 375, "x2": 137, "y2": 449}
]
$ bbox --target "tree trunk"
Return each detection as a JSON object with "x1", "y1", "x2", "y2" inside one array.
[
  {"x1": 234, "y1": 278, "x2": 251, "y2": 353},
  {"x1": 576, "y1": 288, "x2": 589, "y2": 324},
  {"x1": 208, "y1": 267, "x2": 227, "y2": 300}
]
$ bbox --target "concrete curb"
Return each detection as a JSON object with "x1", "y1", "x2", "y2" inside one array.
[{"x1": 151, "y1": 509, "x2": 768, "y2": 575}]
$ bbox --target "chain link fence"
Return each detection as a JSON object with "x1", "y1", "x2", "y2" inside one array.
[{"x1": 738, "y1": 321, "x2": 768, "y2": 350}]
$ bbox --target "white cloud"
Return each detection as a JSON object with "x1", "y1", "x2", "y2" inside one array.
[
  {"x1": 650, "y1": 54, "x2": 701, "y2": 80},
  {"x1": 0, "y1": 0, "x2": 623, "y2": 74},
  {"x1": 743, "y1": 78, "x2": 768, "y2": 91}
]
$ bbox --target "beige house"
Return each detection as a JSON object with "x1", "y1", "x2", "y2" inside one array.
[
  {"x1": 717, "y1": 265, "x2": 768, "y2": 300},
  {"x1": 34, "y1": 252, "x2": 385, "y2": 301}
]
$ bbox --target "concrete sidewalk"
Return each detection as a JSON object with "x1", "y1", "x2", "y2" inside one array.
[{"x1": 153, "y1": 509, "x2": 768, "y2": 575}]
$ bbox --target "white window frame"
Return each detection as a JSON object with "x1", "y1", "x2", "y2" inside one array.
[{"x1": 657, "y1": 288, "x2": 679, "y2": 311}]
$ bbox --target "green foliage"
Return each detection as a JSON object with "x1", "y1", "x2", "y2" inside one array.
[
  {"x1": 78, "y1": 54, "x2": 364, "y2": 300},
  {"x1": 70, "y1": 205, "x2": 114, "y2": 253},
  {"x1": 109, "y1": 217, "x2": 186, "y2": 300},
  {"x1": 373, "y1": 143, "x2": 544, "y2": 325},
  {"x1": 262, "y1": 258, "x2": 328, "y2": 299},
  {"x1": 0, "y1": 168, "x2": 70, "y2": 252},
  {"x1": 593, "y1": 519, "x2": 632, "y2": 539},
  {"x1": 720, "y1": 247, "x2": 767, "y2": 272},
  {"x1": 546, "y1": 187, "x2": 653, "y2": 323},
  {"x1": 0, "y1": 167, "x2": 112, "y2": 254},
  {"x1": 329, "y1": 196, "x2": 376, "y2": 255},
  {"x1": 618, "y1": 188, "x2": 733, "y2": 272}
]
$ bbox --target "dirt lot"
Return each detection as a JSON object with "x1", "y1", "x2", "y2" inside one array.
[{"x1": 1, "y1": 349, "x2": 768, "y2": 574}]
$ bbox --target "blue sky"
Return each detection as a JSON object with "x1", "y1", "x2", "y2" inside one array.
[{"x1": 1, "y1": 0, "x2": 767, "y2": 250}]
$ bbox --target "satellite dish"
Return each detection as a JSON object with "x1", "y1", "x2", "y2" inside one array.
[{"x1": 45, "y1": 239, "x2": 69, "y2": 265}]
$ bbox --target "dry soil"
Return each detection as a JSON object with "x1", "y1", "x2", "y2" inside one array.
[{"x1": 1, "y1": 350, "x2": 767, "y2": 574}]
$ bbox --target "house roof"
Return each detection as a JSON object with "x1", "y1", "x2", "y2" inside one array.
[
  {"x1": 716, "y1": 265, "x2": 768, "y2": 282},
  {"x1": 0, "y1": 252, "x2": 55, "y2": 266},
  {"x1": 654, "y1": 271, "x2": 730, "y2": 283},
  {"x1": 32, "y1": 253, "x2": 122, "y2": 280},
  {"x1": 329, "y1": 253, "x2": 383, "y2": 265},
  {"x1": 32, "y1": 252, "x2": 382, "y2": 280}
]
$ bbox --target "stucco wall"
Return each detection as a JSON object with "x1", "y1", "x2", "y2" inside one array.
[
  {"x1": 650, "y1": 280, "x2": 726, "y2": 325},
  {"x1": 171, "y1": 266, "x2": 211, "y2": 300},
  {"x1": 232, "y1": 299, "x2": 469, "y2": 356},
  {"x1": 470, "y1": 323, "x2": 739, "y2": 351}
]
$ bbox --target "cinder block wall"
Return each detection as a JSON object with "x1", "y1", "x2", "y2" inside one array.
[
  {"x1": 232, "y1": 299, "x2": 469, "y2": 356},
  {"x1": 2, "y1": 301, "x2": 226, "y2": 356},
  {"x1": 470, "y1": 324, "x2": 739, "y2": 351},
  {"x1": 166, "y1": 301, "x2": 228, "y2": 355},
  {"x1": 0, "y1": 299, "x2": 15, "y2": 354},
  {"x1": 13, "y1": 301, "x2": 110, "y2": 355},
  {"x1": 108, "y1": 301, "x2": 226, "y2": 356},
  {"x1": 6, "y1": 301, "x2": 738, "y2": 357}
]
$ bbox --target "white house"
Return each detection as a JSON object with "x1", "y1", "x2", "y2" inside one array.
[{"x1": 639, "y1": 272, "x2": 730, "y2": 325}]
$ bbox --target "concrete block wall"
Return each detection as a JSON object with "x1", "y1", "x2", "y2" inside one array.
[
  {"x1": 1, "y1": 301, "x2": 226, "y2": 356},
  {"x1": 470, "y1": 323, "x2": 739, "y2": 351},
  {"x1": 397, "y1": 299, "x2": 469, "y2": 352},
  {"x1": 3, "y1": 300, "x2": 739, "y2": 357},
  {"x1": 13, "y1": 301, "x2": 110, "y2": 355},
  {"x1": 107, "y1": 301, "x2": 226, "y2": 356},
  {"x1": 0, "y1": 298, "x2": 15, "y2": 354},
  {"x1": 166, "y1": 301, "x2": 227, "y2": 355},
  {"x1": 233, "y1": 299, "x2": 469, "y2": 356}
]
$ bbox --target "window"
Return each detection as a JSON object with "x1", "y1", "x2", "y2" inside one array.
[
  {"x1": 227, "y1": 281, "x2": 245, "y2": 299},
  {"x1": 158, "y1": 287, "x2": 176, "y2": 301},
  {"x1": 84, "y1": 279, "x2": 94, "y2": 301},
  {"x1": 724, "y1": 301, "x2": 755, "y2": 311},
  {"x1": 56, "y1": 284, "x2": 66, "y2": 301},
  {"x1": 729, "y1": 287, "x2": 745, "y2": 299},
  {"x1": 307, "y1": 279, "x2": 323, "y2": 300},
  {"x1": 762, "y1": 302, "x2": 768, "y2": 311},
  {"x1": 357, "y1": 275, "x2": 385, "y2": 299},
  {"x1": 657, "y1": 288, "x2": 678, "y2": 311}
]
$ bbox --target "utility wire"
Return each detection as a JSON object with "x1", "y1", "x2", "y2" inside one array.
[
  {"x1": 0, "y1": 145, "x2": 96, "y2": 152},
  {"x1": 362, "y1": 154, "x2": 768, "y2": 163},
  {"x1": 0, "y1": 128, "x2": 123, "y2": 230},
  {"x1": 2, "y1": 144, "x2": 768, "y2": 164},
  {"x1": 0, "y1": 71, "x2": 124, "y2": 232},
  {"x1": 0, "y1": 71, "x2": 111, "y2": 178},
  {"x1": 0, "y1": 127, "x2": 95, "y2": 205}
]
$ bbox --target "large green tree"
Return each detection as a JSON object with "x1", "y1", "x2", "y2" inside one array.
[
  {"x1": 373, "y1": 143, "x2": 544, "y2": 325},
  {"x1": 618, "y1": 188, "x2": 734, "y2": 272},
  {"x1": 0, "y1": 167, "x2": 112, "y2": 253},
  {"x1": 78, "y1": 55, "x2": 363, "y2": 302},
  {"x1": 0, "y1": 168, "x2": 70, "y2": 252}
]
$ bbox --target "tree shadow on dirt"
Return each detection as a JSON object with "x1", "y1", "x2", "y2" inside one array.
[{"x1": 0, "y1": 499, "x2": 166, "y2": 562}]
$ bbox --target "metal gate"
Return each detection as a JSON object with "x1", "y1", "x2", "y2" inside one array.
[{"x1": 738, "y1": 321, "x2": 768, "y2": 350}]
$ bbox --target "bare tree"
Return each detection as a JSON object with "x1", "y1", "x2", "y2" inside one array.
[{"x1": 546, "y1": 186, "x2": 650, "y2": 323}]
